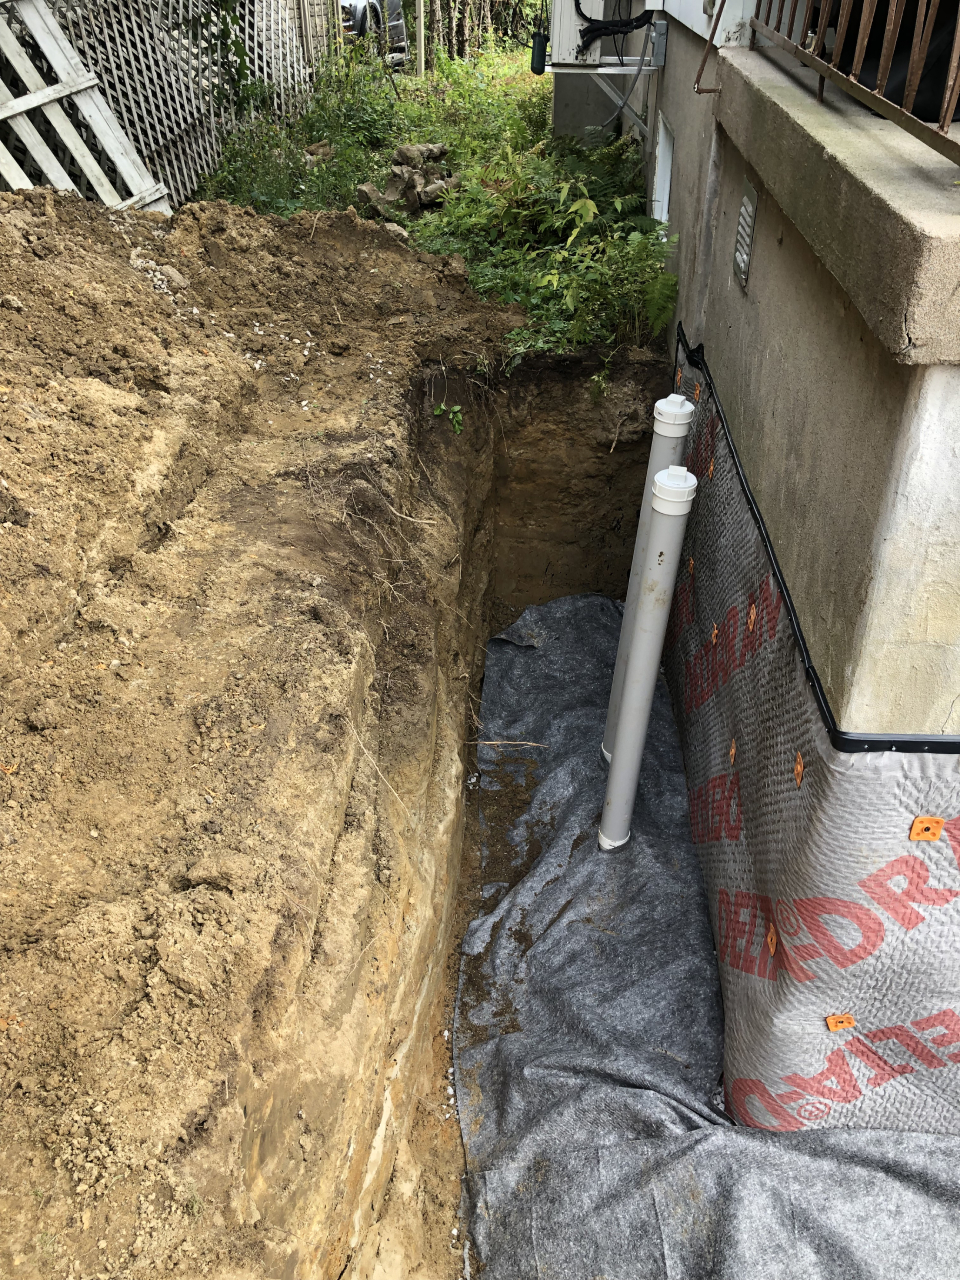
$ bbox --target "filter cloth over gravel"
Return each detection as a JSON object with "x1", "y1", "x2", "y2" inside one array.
[{"x1": 454, "y1": 595, "x2": 960, "y2": 1280}]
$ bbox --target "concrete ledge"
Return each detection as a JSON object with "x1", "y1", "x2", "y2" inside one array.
[{"x1": 717, "y1": 46, "x2": 960, "y2": 364}]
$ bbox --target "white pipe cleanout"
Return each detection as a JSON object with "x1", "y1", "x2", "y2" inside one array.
[
  {"x1": 599, "y1": 465, "x2": 698, "y2": 850},
  {"x1": 602, "y1": 394, "x2": 695, "y2": 763}
]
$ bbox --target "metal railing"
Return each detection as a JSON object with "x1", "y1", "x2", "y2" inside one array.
[
  {"x1": 753, "y1": 0, "x2": 960, "y2": 164},
  {"x1": 695, "y1": 0, "x2": 960, "y2": 165}
]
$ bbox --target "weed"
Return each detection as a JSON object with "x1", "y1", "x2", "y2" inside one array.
[
  {"x1": 198, "y1": 44, "x2": 675, "y2": 359},
  {"x1": 416, "y1": 134, "x2": 676, "y2": 356},
  {"x1": 433, "y1": 401, "x2": 463, "y2": 433},
  {"x1": 590, "y1": 365, "x2": 610, "y2": 402}
]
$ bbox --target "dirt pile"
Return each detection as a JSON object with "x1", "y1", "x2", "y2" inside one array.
[
  {"x1": 0, "y1": 186, "x2": 670, "y2": 1280},
  {"x1": 0, "y1": 188, "x2": 512, "y2": 1280}
]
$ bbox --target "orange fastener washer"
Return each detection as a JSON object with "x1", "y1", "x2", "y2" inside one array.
[
  {"x1": 910, "y1": 816, "x2": 945, "y2": 841},
  {"x1": 826, "y1": 1014, "x2": 856, "y2": 1033}
]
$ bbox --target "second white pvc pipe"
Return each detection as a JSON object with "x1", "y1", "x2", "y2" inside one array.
[
  {"x1": 599, "y1": 465, "x2": 698, "y2": 850},
  {"x1": 602, "y1": 393, "x2": 695, "y2": 762}
]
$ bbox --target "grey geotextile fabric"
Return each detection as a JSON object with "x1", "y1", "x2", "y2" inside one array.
[{"x1": 455, "y1": 595, "x2": 960, "y2": 1280}]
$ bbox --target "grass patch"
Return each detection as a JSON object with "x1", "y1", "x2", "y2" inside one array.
[{"x1": 198, "y1": 44, "x2": 675, "y2": 360}]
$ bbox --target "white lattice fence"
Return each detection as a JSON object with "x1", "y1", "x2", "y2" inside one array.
[
  {"x1": 0, "y1": 0, "x2": 171, "y2": 209},
  {"x1": 0, "y1": 0, "x2": 333, "y2": 209}
]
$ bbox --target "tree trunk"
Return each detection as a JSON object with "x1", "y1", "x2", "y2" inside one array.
[
  {"x1": 428, "y1": 0, "x2": 442, "y2": 66},
  {"x1": 456, "y1": 0, "x2": 470, "y2": 57},
  {"x1": 447, "y1": 0, "x2": 458, "y2": 58},
  {"x1": 480, "y1": 0, "x2": 492, "y2": 46}
]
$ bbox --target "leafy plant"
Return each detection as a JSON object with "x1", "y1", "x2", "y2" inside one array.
[
  {"x1": 197, "y1": 44, "x2": 676, "y2": 358},
  {"x1": 434, "y1": 401, "x2": 464, "y2": 433},
  {"x1": 414, "y1": 134, "x2": 676, "y2": 357}
]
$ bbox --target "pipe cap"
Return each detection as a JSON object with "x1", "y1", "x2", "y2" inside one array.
[
  {"x1": 653, "y1": 393, "x2": 696, "y2": 433},
  {"x1": 652, "y1": 464, "x2": 698, "y2": 504}
]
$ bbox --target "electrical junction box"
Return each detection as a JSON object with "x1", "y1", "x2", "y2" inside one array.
[
  {"x1": 550, "y1": 0, "x2": 604, "y2": 66},
  {"x1": 549, "y1": 0, "x2": 664, "y2": 68}
]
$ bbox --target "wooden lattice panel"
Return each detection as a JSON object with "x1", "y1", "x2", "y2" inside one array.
[
  {"x1": 0, "y1": 0, "x2": 332, "y2": 209},
  {"x1": 0, "y1": 0, "x2": 170, "y2": 208}
]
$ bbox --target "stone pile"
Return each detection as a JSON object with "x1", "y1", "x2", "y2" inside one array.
[{"x1": 356, "y1": 143, "x2": 461, "y2": 218}]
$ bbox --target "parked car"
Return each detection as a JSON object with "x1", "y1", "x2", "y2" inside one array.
[{"x1": 341, "y1": 0, "x2": 408, "y2": 64}]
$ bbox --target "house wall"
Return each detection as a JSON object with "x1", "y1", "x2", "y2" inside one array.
[{"x1": 633, "y1": 20, "x2": 960, "y2": 734}]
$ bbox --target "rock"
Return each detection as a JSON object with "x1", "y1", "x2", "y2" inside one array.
[
  {"x1": 421, "y1": 181, "x2": 447, "y2": 205},
  {"x1": 186, "y1": 854, "x2": 250, "y2": 891},
  {"x1": 392, "y1": 143, "x2": 425, "y2": 168},
  {"x1": 157, "y1": 926, "x2": 215, "y2": 998},
  {"x1": 383, "y1": 173, "x2": 405, "y2": 203},
  {"x1": 159, "y1": 264, "x2": 189, "y2": 291},
  {"x1": 383, "y1": 223, "x2": 409, "y2": 243},
  {"x1": 391, "y1": 142, "x2": 448, "y2": 168},
  {"x1": 402, "y1": 171, "x2": 426, "y2": 214},
  {"x1": 305, "y1": 140, "x2": 334, "y2": 160},
  {"x1": 26, "y1": 698, "x2": 67, "y2": 731},
  {"x1": 355, "y1": 183, "x2": 388, "y2": 216},
  {"x1": 1, "y1": 294, "x2": 24, "y2": 312},
  {"x1": 0, "y1": 488, "x2": 30, "y2": 527}
]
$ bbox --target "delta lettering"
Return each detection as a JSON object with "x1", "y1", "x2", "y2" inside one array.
[
  {"x1": 728, "y1": 1007, "x2": 960, "y2": 1132},
  {"x1": 715, "y1": 816, "x2": 960, "y2": 983}
]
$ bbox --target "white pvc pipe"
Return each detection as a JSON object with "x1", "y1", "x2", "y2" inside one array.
[
  {"x1": 602, "y1": 394, "x2": 695, "y2": 763},
  {"x1": 599, "y1": 465, "x2": 698, "y2": 850}
]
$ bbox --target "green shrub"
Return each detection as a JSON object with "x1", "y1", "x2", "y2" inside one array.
[
  {"x1": 197, "y1": 45, "x2": 676, "y2": 359},
  {"x1": 397, "y1": 45, "x2": 553, "y2": 170},
  {"x1": 413, "y1": 135, "x2": 677, "y2": 357}
]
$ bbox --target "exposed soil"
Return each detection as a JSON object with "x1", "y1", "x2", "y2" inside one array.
[{"x1": 0, "y1": 187, "x2": 670, "y2": 1280}]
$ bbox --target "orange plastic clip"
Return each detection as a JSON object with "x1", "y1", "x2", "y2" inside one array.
[
  {"x1": 766, "y1": 923, "x2": 777, "y2": 956},
  {"x1": 825, "y1": 1014, "x2": 856, "y2": 1033},
  {"x1": 910, "y1": 816, "x2": 945, "y2": 841},
  {"x1": 794, "y1": 751, "x2": 804, "y2": 788},
  {"x1": 729, "y1": 739, "x2": 737, "y2": 766}
]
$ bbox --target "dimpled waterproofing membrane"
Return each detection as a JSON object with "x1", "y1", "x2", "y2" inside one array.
[{"x1": 664, "y1": 334, "x2": 960, "y2": 1136}]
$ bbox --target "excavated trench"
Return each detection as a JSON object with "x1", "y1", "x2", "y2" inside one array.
[{"x1": 0, "y1": 191, "x2": 670, "y2": 1280}]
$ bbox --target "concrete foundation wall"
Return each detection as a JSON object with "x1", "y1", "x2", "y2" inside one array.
[
  {"x1": 699, "y1": 131, "x2": 913, "y2": 725},
  {"x1": 644, "y1": 20, "x2": 960, "y2": 735}
]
